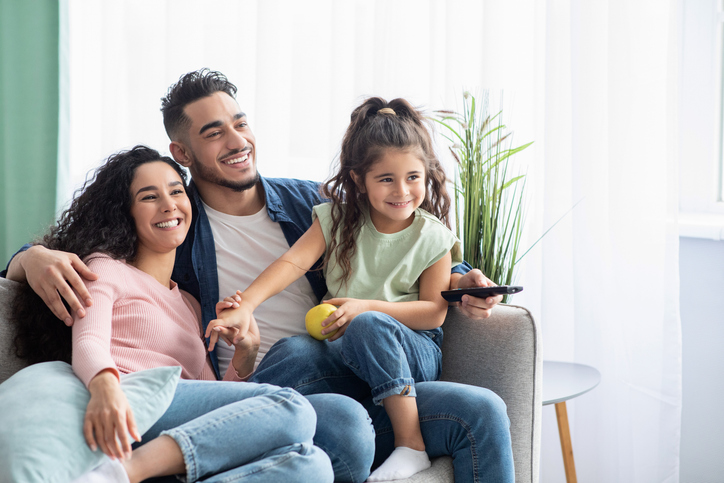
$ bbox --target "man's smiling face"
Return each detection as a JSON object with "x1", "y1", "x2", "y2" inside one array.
[{"x1": 178, "y1": 91, "x2": 259, "y2": 192}]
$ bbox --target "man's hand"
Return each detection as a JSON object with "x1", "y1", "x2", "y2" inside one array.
[
  {"x1": 451, "y1": 269, "x2": 503, "y2": 320},
  {"x1": 7, "y1": 245, "x2": 98, "y2": 325},
  {"x1": 230, "y1": 315, "x2": 261, "y2": 379}
]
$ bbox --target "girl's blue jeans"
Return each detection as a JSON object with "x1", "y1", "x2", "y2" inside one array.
[
  {"x1": 250, "y1": 311, "x2": 516, "y2": 483},
  {"x1": 138, "y1": 379, "x2": 372, "y2": 482}
]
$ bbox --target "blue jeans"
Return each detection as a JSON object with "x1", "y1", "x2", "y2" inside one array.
[
  {"x1": 337, "y1": 311, "x2": 442, "y2": 404},
  {"x1": 137, "y1": 379, "x2": 364, "y2": 482},
  {"x1": 250, "y1": 313, "x2": 515, "y2": 483}
]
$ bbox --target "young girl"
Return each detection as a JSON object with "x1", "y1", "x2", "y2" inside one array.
[{"x1": 207, "y1": 97, "x2": 462, "y2": 481}]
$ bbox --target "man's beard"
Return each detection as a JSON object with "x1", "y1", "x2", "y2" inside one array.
[{"x1": 190, "y1": 150, "x2": 260, "y2": 192}]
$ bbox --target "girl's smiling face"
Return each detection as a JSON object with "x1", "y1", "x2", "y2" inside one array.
[
  {"x1": 129, "y1": 161, "x2": 192, "y2": 257},
  {"x1": 356, "y1": 148, "x2": 427, "y2": 234}
]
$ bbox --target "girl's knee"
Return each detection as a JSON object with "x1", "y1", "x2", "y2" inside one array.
[{"x1": 344, "y1": 311, "x2": 400, "y2": 342}]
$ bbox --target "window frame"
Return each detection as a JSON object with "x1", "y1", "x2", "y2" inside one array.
[{"x1": 678, "y1": 0, "x2": 724, "y2": 239}]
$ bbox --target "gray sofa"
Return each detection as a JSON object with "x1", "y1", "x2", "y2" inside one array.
[{"x1": 0, "y1": 276, "x2": 541, "y2": 482}]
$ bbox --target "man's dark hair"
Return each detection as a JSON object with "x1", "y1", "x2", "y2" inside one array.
[{"x1": 161, "y1": 68, "x2": 238, "y2": 141}]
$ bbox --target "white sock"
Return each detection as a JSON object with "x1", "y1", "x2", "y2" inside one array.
[
  {"x1": 71, "y1": 459, "x2": 130, "y2": 483},
  {"x1": 367, "y1": 446, "x2": 431, "y2": 481}
]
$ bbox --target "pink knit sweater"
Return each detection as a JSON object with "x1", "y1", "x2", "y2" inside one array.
[{"x1": 72, "y1": 255, "x2": 240, "y2": 386}]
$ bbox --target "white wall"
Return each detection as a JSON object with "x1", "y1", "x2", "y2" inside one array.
[{"x1": 678, "y1": 236, "x2": 724, "y2": 482}]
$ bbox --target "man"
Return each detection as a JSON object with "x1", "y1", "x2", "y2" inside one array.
[{"x1": 5, "y1": 69, "x2": 514, "y2": 482}]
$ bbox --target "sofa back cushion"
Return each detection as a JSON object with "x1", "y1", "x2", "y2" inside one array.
[{"x1": 0, "y1": 277, "x2": 28, "y2": 384}]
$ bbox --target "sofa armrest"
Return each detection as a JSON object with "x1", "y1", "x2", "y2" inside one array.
[
  {"x1": 440, "y1": 304, "x2": 542, "y2": 483},
  {"x1": 0, "y1": 277, "x2": 28, "y2": 385}
]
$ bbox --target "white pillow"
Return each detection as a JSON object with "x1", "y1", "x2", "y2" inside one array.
[{"x1": 0, "y1": 361, "x2": 180, "y2": 483}]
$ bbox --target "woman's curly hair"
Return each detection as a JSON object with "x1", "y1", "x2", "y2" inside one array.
[
  {"x1": 321, "y1": 97, "x2": 451, "y2": 286},
  {"x1": 11, "y1": 146, "x2": 187, "y2": 364}
]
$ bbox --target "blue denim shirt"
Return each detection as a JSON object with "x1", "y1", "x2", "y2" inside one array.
[{"x1": 172, "y1": 176, "x2": 329, "y2": 378}]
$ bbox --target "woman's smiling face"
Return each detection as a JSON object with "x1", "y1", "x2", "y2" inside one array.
[{"x1": 129, "y1": 161, "x2": 192, "y2": 257}]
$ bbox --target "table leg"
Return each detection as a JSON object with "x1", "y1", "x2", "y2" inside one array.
[{"x1": 555, "y1": 401, "x2": 577, "y2": 483}]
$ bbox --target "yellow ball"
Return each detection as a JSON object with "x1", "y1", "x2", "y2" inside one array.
[{"x1": 305, "y1": 304, "x2": 339, "y2": 340}]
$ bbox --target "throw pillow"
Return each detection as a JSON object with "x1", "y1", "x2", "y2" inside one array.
[{"x1": 0, "y1": 361, "x2": 180, "y2": 483}]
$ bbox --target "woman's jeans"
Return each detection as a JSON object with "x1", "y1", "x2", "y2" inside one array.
[
  {"x1": 138, "y1": 379, "x2": 350, "y2": 482},
  {"x1": 250, "y1": 311, "x2": 515, "y2": 483}
]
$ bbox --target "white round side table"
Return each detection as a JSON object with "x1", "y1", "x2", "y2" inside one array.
[{"x1": 542, "y1": 361, "x2": 601, "y2": 483}]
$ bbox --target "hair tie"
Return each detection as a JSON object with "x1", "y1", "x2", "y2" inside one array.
[{"x1": 377, "y1": 107, "x2": 396, "y2": 116}]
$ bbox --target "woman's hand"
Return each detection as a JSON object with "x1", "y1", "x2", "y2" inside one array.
[
  {"x1": 450, "y1": 269, "x2": 503, "y2": 319},
  {"x1": 319, "y1": 298, "x2": 369, "y2": 341},
  {"x1": 84, "y1": 370, "x2": 140, "y2": 460}
]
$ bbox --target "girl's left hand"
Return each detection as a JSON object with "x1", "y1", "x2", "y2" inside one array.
[{"x1": 320, "y1": 298, "x2": 369, "y2": 341}]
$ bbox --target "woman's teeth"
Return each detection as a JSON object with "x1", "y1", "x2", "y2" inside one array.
[{"x1": 155, "y1": 219, "x2": 180, "y2": 228}]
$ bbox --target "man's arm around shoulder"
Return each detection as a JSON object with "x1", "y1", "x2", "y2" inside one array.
[{"x1": 4, "y1": 244, "x2": 98, "y2": 325}]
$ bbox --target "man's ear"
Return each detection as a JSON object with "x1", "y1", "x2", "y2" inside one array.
[
  {"x1": 170, "y1": 141, "x2": 192, "y2": 168},
  {"x1": 350, "y1": 170, "x2": 365, "y2": 193}
]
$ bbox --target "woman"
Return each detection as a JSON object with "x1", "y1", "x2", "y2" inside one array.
[{"x1": 11, "y1": 146, "x2": 342, "y2": 483}]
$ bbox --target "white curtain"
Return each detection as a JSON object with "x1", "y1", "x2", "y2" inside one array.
[{"x1": 64, "y1": 1, "x2": 681, "y2": 481}]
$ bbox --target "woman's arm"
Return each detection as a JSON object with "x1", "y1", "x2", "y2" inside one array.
[
  {"x1": 63, "y1": 257, "x2": 138, "y2": 458},
  {"x1": 205, "y1": 219, "x2": 327, "y2": 349},
  {"x1": 323, "y1": 251, "x2": 452, "y2": 339},
  {"x1": 71, "y1": 258, "x2": 121, "y2": 387},
  {"x1": 84, "y1": 369, "x2": 140, "y2": 460}
]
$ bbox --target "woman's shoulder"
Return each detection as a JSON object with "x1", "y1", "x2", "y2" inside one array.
[
  {"x1": 82, "y1": 253, "x2": 128, "y2": 271},
  {"x1": 82, "y1": 254, "x2": 133, "y2": 289}
]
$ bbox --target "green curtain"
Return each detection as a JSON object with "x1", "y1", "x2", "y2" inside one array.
[{"x1": 0, "y1": 0, "x2": 60, "y2": 265}]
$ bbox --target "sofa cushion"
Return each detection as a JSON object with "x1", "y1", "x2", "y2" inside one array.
[{"x1": 0, "y1": 361, "x2": 180, "y2": 483}]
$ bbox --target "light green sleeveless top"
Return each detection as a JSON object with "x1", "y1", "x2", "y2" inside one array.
[{"x1": 313, "y1": 202, "x2": 462, "y2": 302}]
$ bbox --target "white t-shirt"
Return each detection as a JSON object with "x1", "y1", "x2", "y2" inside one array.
[{"x1": 202, "y1": 202, "x2": 318, "y2": 372}]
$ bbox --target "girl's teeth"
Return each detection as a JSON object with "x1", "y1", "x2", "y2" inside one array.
[{"x1": 155, "y1": 219, "x2": 180, "y2": 228}]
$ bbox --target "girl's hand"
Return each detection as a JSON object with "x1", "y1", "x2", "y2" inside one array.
[
  {"x1": 206, "y1": 301, "x2": 254, "y2": 352},
  {"x1": 320, "y1": 298, "x2": 369, "y2": 341},
  {"x1": 215, "y1": 290, "x2": 243, "y2": 316},
  {"x1": 84, "y1": 370, "x2": 140, "y2": 460}
]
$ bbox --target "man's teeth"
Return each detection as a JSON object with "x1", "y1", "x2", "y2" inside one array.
[
  {"x1": 155, "y1": 219, "x2": 180, "y2": 228},
  {"x1": 224, "y1": 154, "x2": 249, "y2": 165}
]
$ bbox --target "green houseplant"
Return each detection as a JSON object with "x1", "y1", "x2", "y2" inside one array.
[{"x1": 434, "y1": 92, "x2": 532, "y2": 302}]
